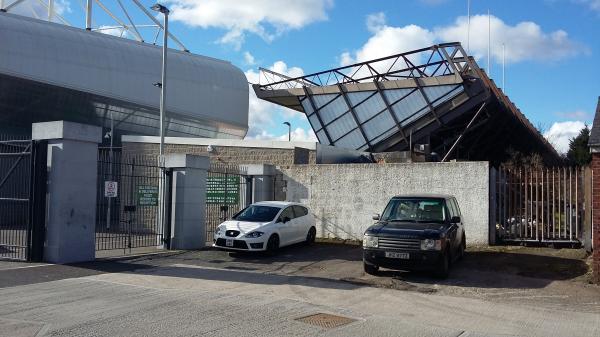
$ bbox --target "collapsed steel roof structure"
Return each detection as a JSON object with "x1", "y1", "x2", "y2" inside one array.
[{"x1": 253, "y1": 42, "x2": 560, "y2": 165}]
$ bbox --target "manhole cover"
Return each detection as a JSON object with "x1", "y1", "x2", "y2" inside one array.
[{"x1": 295, "y1": 313, "x2": 356, "y2": 329}]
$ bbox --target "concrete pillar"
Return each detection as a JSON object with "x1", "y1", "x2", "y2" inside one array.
[
  {"x1": 242, "y1": 164, "x2": 276, "y2": 202},
  {"x1": 591, "y1": 151, "x2": 600, "y2": 283},
  {"x1": 32, "y1": 121, "x2": 101, "y2": 263},
  {"x1": 164, "y1": 154, "x2": 210, "y2": 250}
]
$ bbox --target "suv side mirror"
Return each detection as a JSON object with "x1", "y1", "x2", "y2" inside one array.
[
  {"x1": 451, "y1": 216, "x2": 461, "y2": 224},
  {"x1": 372, "y1": 213, "x2": 380, "y2": 221}
]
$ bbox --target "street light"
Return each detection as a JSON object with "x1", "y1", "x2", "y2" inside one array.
[
  {"x1": 283, "y1": 122, "x2": 291, "y2": 141},
  {"x1": 151, "y1": 3, "x2": 170, "y2": 157}
]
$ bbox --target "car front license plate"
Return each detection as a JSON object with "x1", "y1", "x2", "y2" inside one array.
[
  {"x1": 385, "y1": 251, "x2": 409, "y2": 259},
  {"x1": 226, "y1": 239, "x2": 234, "y2": 247}
]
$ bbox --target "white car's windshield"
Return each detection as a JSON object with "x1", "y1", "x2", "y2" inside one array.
[
  {"x1": 232, "y1": 205, "x2": 281, "y2": 222},
  {"x1": 381, "y1": 198, "x2": 447, "y2": 223}
]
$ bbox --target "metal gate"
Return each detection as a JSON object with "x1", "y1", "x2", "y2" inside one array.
[
  {"x1": 95, "y1": 150, "x2": 170, "y2": 255},
  {"x1": 205, "y1": 163, "x2": 251, "y2": 243},
  {"x1": 0, "y1": 135, "x2": 47, "y2": 261},
  {"x1": 492, "y1": 166, "x2": 588, "y2": 245}
]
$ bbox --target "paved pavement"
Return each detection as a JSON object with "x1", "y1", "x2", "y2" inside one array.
[{"x1": 0, "y1": 244, "x2": 599, "y2": 337}]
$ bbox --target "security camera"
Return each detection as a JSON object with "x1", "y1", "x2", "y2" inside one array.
[{"x1": 207, "y1": 145, "x2": 214, "y2": 152}]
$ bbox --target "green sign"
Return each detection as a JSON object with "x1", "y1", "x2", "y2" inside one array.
[
  {"x1": 137, "y1": 185, "x2": 159, "y2": 206},
  {"x1": 207, "y1": 176, "x2": 240, "y2": 204}
]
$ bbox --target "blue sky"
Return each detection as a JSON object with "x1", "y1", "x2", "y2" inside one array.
[{"x1": 9, "y1": 0, "x2": 600, "y2": 152}]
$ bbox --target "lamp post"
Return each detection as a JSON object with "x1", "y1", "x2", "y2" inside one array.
[
  {"x1": 283, "y1": 122, "x2": 291, "y2": 141},
  {"x1": 151, "y1": 3, "x2": 170, "y2": 157}
]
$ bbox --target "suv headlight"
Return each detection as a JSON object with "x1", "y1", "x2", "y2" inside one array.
[
  {"x1": 420, "y1": 239, "x2": 442, "y2": 251},
  {"x1": 363, "y1": 235, "x2": 378, "y2": 248},
  {"x1": 245, "y1": 231, "x2": 264, "y2": 238}
]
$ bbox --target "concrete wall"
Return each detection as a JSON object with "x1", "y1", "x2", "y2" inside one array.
[{"x1": 279, "y1": 162, "x2": 490, "y2": 246}]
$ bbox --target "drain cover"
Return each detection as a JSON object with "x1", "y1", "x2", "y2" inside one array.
[{"x1": 295, "y1": 313, "x2": 356, "y2": 329}]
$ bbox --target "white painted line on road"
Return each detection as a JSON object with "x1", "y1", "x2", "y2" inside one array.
[
  {"x1": 0, "y1": 263, "x2": 51, "y2": 271},
  {"x1": 507, "y1": 295, "x2": 569, "y2": 299}
]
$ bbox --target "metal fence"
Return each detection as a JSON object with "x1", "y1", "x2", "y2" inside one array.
[
  {"x1": 0, "y1": 135, "x2": 46, "y2": 261},
  {"x1": 205, "y1": 163, "x2": 251, "y2": 243},
  {"x1": 96, "y1": 149, "x2": 169, "y2": 253},
  {"x1": 493, "y1": 166, "x2": 587, "y2": 244}
]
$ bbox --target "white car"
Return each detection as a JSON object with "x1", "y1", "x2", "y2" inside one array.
[{"x1": 213, "y1": 201, "x2": 316, "y2": 253}]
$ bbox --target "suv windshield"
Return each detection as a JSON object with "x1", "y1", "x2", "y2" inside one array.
[
  {"x1": 232, "y1": 205, "x2": 281, "y2": 222},
  {"x1": 381, "y1": 198, "x2": 447, "y2": 223}
]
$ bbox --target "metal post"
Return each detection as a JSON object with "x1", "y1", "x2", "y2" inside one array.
[
  {"x1": 467, "y1": 0, "x2": 471, "y2": 53},
  {"x1": 48, "y1": 0, "x2": 54, "y2": 21},
  {"x1": 85, "y1": 0, "x2": 92, "y2": 30},
  {"x1": 106, "y1": 110, "x2": 113, "y2": 230},
  {"x1": 0, "y1": 0, "x2": 5, "y2": 10},
  {"x1": 159, "y1": 12, "x2": 168, "y2": 157}
]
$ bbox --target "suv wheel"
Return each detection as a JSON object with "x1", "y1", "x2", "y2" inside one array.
[
  {"x1": 435, "y1": 252, "x2": 450, "y2": 279},
  {"x1": 364, "y1": 262, "x2": 379, "y2": 275}
]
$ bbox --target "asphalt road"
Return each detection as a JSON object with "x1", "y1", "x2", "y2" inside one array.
[{"x1": 0, "y1": 245, "x2": 599, "y2": 337}]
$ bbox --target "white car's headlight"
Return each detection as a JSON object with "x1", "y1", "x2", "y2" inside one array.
[
  {"x1": 363, "y1": 235, "x2": 378, "y2": 248},
  {"x1": 245, "y1": 231, "x2": 264, "y2": 238},
  {"x1": 215, "y1": 227, "x2": 223, "y2": 236},
  {"x1": 420, "y1": 239, "x2": 442, "y2": 251}
]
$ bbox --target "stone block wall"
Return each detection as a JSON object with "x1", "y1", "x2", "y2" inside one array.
[
  {"x1": 592, "y1": 153, "x2": 600, "y2": 283},
  {"x1": 279, "y1": 161, "x2": 490, "y2": 246}
]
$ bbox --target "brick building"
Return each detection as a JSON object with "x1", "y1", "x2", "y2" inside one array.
[{"x1": 589, "y1": 97, "x2": 600, "y2": 283}]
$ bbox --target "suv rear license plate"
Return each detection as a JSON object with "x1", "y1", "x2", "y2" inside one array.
[
  {"x1": 226, "y1": 239, "x2": 234, "y2": 247},
  {"x1": 385, "y1": 252, "x2": 409, "y2": 259}
]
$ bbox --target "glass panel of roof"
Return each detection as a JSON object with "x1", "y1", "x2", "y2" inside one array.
[
  {"x1": 346, "y1": 91, "x2": 375, "y2": 107},
  {"x1": 362, "y1": 110, "x2": 395, "y2": 141},
  {"x1": 312, "y1": 94, "x2": 339, "y2": 109},
  {"x1": 301, "y1": 98, "x2": 314, "y2": 115},
  {"x1": 333, "y1": 128, "x2": 366, "y2": 150},
  {"x1": 383, "y1": 88, "x2": 414, "y2": 103},
  {"x1": 422, "y1": 85, "x2": 460, "y2": 104},
  {"x1": 390, "y1": 90, "x2": 427, "y2": 122},
  {"x1": 326, "y1": 113, "x2": 357, "y2": 141},
  {"x1": 370, "y1": 125, "x2": 399, "y2": 145},
  {"x1": 318, "y1": 94, "x2": 349, "y2": 124},
  {"x1": 401, "y1": 106, "x2": 430, "y2": 126},
  {"x1": 431, "y1": 85, "x2": 464, "y2": 107},
  {"x1": 308, "y1": 113, "x2": 322, "y2": 131},
  {"x1": 353, "y1": 92, "x2": 386, "y2": 123},
  {"x1": 316, "y1": 129, "x2": 329, "y2": 144}
]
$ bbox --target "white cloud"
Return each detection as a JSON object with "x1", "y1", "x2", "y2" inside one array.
[
  {"x1": 244, "y1": 61, "x2": 307, "y2": 139},
  {"x1": 4, "y1": 0, "x2": 71, "y2": 21},
  {"x1": 341, "y1": 13, "x2": 586, "y2": 68},
  {"x1": 543, "y1": 121, "x2": 587, "y2": 154},
  {"x1": 247, "y1": 127, "x2": 317, "y2": 142},
  {"x1": 96, "y1": 25, "x2": 129, "y2": 38},
  {"x1": 555, "y1": 110, "x2": 591, "y2": 120},
  {"x1": 576, "y1": 0, "x2": 600, "y2": 12},
  {"x1": 165, "y1": 0, "x2": 333, "y2": 48},
  {"x1": 243, "y1": 51, "x2": 256, "y2": 66},
  {"x1": 436, "y1": 15, "x2": 587, "y2": 64}
]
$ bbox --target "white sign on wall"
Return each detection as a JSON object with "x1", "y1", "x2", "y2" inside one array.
[{"x1": 104, "y1": 181, "x2": 118, "y2": 198}]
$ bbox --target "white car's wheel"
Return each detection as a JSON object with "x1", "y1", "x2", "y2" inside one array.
[
  {"x1": 305, "y1": 227, "x2": 316, "y2": 245},
  {"x1": 266, "y1": 234, "x2": 279, "y2": 255}
]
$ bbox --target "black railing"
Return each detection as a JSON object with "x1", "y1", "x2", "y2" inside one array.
[
  {"x1": 0, "y1": 135, "x2": 46, "y2": 261},
  {"x1": 96, "y1": 150, "x2": 168, "y2": 253}
]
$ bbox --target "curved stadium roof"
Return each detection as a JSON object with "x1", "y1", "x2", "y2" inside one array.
[
  {"x1": 253, "y1": 43, "x2": 560, "y2": 165},
  {"x1": 0, "y1": 12, "x2": 248, "y2": 139}
]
